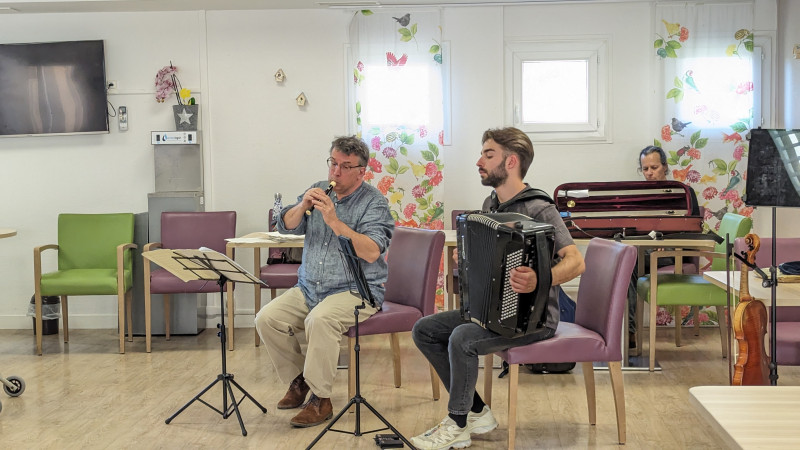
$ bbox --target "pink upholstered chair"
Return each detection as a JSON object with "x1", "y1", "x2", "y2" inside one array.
[
  {"x1": 256, "y1": 209, "x2": 301, "y2": 346},
  {"x1": 483, "y1": 238, "x2": 637, "y2": 449},
  {"x1": 143, "y1": 211, "x2": 237, "y2": 353},
  {"x1": 734, "y1": 236, "x2": 800, "y2": 365},
  {"x1": 345, "y1": 226, "x2": 445, "y2": 401}
]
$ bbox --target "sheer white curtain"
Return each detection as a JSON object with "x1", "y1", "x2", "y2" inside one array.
[
  {"x1": 349, "y1": 9, "x2": 446, "y2": 307},
  {"x1": 653, "y1": 2, "x2": 754, "y2": 327},
  {"x1": 654, "y1": 2, "x2": 754, "y2": 230}
]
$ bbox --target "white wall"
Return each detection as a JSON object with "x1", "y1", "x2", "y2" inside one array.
[{"x1": 0, "y1": 1, "x2": 795, "y2": 331}]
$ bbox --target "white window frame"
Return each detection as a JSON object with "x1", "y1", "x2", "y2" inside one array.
[{"x1": 505, "y1": 38, "x2": 610, "y2": 143}]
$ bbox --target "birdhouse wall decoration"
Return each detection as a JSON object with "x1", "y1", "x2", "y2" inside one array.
[
  {"x1": 296, "y1": 92, "x2": 307, "y2": 107},
  {"x1": 274, "y1": 69, "x2": 286, "y2": 83}
]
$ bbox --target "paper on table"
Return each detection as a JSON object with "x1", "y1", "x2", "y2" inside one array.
[{"x1": 226, "y1": 231, "x2": 305, "y2": 244}]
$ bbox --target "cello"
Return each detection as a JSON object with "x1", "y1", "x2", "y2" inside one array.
[{"x1": 731, "y1": 233, "x2": 770, "y2": 386}]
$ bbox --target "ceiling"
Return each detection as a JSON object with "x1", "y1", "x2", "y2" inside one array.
[{"x1": 0, "y1": 0, "x2": 638, "y2": 15}]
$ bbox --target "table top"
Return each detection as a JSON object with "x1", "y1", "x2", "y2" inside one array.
[
  {"x1": 226, "y1": 231, "x2": 305, "y2": 248},
  {"x1": 689, "y1": 385, "x2": 800, "y2": 449},
  {"x1": 703, "y1": 270, "x2": 800, "y2": 306},
  {"x1": 0, "y1": 228, "x2": 17, "y2": 239}
]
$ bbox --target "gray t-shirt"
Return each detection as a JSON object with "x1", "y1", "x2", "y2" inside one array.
[{"x1": 482, "y1": 185, "x2": 575, "y2": 331}]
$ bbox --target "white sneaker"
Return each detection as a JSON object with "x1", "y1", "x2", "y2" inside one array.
[
  {"x1": 410, "y1": 416, "x2": 472, "y2": 450},
  {"x1": 467, "y1": 406, "x2": 498, "y2": 435}
]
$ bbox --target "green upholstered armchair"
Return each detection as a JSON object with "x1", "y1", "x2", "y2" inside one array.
[
  {"x1": 636, "y1": 212, "x2": 752, "y2": 371},
  {"x1": 33, "y1": 213, "x2": 136, "y2": 355}
]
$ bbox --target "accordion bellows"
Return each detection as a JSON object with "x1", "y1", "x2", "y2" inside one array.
[{"x1": 456, "y1": 212, "x2": 555, "y2": 338}]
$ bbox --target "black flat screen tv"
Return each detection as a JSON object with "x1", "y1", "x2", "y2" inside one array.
[
  {"x1": 745, "y1": 128, "x2": 800, "y2": 207},
  {"x1": 0, "y1": 40, "x2": 109, "y2": 137}
]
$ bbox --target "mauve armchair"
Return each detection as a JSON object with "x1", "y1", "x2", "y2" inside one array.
[
  {"x1": 345, "y1": 226, "x2": 445, "y2": 401},
  {"x1": 483, "y1": 238, "x2": 637, "y2": 449},
  {"x1": 143, "y1": 211, "x2": 236, "y2": 352}
]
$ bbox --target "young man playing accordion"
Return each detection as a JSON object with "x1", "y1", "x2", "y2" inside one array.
[{"x1": 410, "y1": 127, "x2": 585, "y2": 449}]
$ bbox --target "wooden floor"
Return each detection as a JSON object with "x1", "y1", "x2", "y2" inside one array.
[{"x1": 1, "y1": 326, "x2": 798, "y2": 449}]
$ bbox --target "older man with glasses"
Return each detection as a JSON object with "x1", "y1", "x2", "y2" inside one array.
[{"x1": 254, "y1": 135, "x2": 394, "y2": 428}]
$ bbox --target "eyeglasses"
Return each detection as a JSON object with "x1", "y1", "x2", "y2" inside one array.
[{"x1": 327, "y1": 157, "x2": 364, "y2": 171}]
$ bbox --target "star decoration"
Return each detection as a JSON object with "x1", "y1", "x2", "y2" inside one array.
[{"x1": 177, "y1": 108, "x2": 194, "y2": 124}]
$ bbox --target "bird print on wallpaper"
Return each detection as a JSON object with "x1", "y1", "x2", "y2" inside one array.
[
  {"x1": 710, "y1": 206, "x2": 729, "y2": 221},
  {"x1": 720, "y1": 170, "x2": 742, "y2": 196},
  {"x1": 684, "y1": 70, "x2": 699, "y2": 92},
  {"x1": 672, "y1": 164, "x2": 693, "y2": 182},
  {"x1": 676, "y1": 145, "x2": 690, "y2": 157},
  {"x1": 671, "y1": 117, "x2": 692, "y2": 134},
  {"x1": 393, "y1": 13, "x2": 411, "y2": 26}
]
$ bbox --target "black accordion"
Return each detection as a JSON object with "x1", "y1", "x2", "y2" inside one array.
[{"x1": 456, "y1": 212, "x2": 555, "y2": 338}]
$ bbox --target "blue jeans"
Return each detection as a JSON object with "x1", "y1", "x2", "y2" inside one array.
[{"x1": 412, "y1": 310, "x2": 555, "y2": 415}]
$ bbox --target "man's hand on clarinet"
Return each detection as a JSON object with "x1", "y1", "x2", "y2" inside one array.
[{"x1": 306, "y1": 188, "x2": 338, "y2": 224}]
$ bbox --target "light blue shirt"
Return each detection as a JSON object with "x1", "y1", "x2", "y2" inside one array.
[{"x1": 277, "y1": 180, "x2": 394, "y2": 310}]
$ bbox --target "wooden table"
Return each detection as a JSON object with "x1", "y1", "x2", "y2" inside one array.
[
  {"x1": 703, "y1": 270, "x2": 800, "y2": 306},
  {"x1": 689, "y1": 385, "x2": 800, "y2": 449},
  {"x1": 0, "y1": 228, "x2": 17, "y2": 239},
  {"x1": 225, "y1": 232, "x2": 304, "y2": 350}
]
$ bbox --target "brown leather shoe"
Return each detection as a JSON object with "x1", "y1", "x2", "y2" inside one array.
[
  {"x1": 290, "y1": 394, "x2": 333, "y2": 428},
  {"x1": 277, "y1": 374, "x2": 310, "y2": 410}
]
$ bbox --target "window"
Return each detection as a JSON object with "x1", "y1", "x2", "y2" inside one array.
[{"x1": 506, "y1": 39, "x2": 609, "y2": 142}]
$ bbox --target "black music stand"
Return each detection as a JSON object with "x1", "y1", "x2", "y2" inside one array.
[
  {"x1": 744, "y1": 128, "x2": 800, "y2": 386},
  {"x1": 144, "y1": 248, "x2": 268, "y2": 435},
  {"x1": 306, "y1": 236, "x2": 415, "y2": 450}
]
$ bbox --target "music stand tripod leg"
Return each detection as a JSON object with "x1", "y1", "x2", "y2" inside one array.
[
  {"x1": 306, "y1": 305, "x2": 416, "y2": 449},
  {"x1": 165, "y1": 276, "x2": 268, "y2": 436}
]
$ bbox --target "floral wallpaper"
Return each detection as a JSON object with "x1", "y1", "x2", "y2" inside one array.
[
  {"x1": 350, "y1": 10, "x2": 447, "y2": 309},
  {"x1": 653, "y1": 4, "x2": 753, "y2": 327}
]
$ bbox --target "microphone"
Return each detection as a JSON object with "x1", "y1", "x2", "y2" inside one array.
[{"x1": 306, "y1": 181, "x2": 336, "y2": 216}]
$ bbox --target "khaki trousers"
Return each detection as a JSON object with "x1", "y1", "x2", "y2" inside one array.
[{"x1": 254, "y1": 287, "x2": 377, "y2": 398}]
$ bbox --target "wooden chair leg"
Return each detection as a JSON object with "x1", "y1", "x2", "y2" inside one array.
[
  {"x1": 649, "y1": 297, "x2": 657, "y2": 372},
  {"x1": 429, "y1": 364, "x2": 440, "y2": 401},
  {"x1": 61, "y1": 296, "x2": 69, "y2": 343},
  {"x1": 126, "y1": 290, "x2": 133, "y2": 343},
  {"x1": 716, "y1": 305, "x2": 728, "y2": 358},
  {"x1": 507, "y1": 363, "x2": 519, "y2": 450},
  {"x1": 675, "y1": 307, "x2": 683, "y2": 347},
  {"x1": 390, "y1": 333, "x2": 401, "y2": 388},
  {"x1": 254, "y1": 281, "x2": 262, "y2": 347},
  {"x1": 608, "y1": 361, "x2": 627, "y2": 444},
  {"x1": 164, "y1": 294, "x2": 171, "y2": 340},
  {"x1": 145, "y1": 290, "x2": 152, "y2": 353},
  {"x1": 118, "y1": 291, "x2": 126, "y2": 354},
  {"x1": 484, "y1": 354, "x2": 494, "y2": 408},
  {"x1": 34, "y1": 292, "x2": 43, "y2": 356},
  {"x1": 581, "y1": 362, "x2": 596, "y2": 425},
  {"x1": 634, "y1": 295, "x2": 644, "y2": 357}
]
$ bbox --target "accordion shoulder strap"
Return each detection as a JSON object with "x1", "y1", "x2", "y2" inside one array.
[{"x1": 490, "y1": 186, "x2": 554, "y2": 213}]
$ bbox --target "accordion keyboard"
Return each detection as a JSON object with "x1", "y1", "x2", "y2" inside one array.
[{"x1": 501, "y1": 248, "x2": 524, "y2": 320}]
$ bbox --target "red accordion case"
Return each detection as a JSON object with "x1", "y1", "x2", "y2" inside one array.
[{"x1": 554, "y1": 180, "x2": 703, "y2": 239}]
